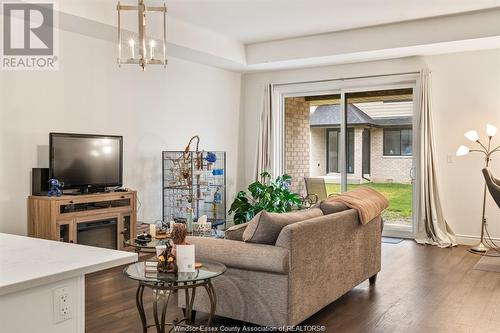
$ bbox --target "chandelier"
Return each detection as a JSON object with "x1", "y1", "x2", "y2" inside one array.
[{"x1": 117, "y1": 0, "x2": 167, "y2": 71}]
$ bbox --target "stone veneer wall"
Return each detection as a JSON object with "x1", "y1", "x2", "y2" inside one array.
[
  {"x1": 370, "y1": 128, "x2": 413, "y2": 183},
  {"x1": 284, "y1": 97, "x2": 310, "y2": 196}
]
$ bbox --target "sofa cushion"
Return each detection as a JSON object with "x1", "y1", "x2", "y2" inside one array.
[
  {"x1": 187, "y1": 236, "x2": 290, "y2": 274},
  {"x1": 224, "y1": 222, "x2": 248, "y2": 241},
  {"x1": 242, "y1": 208, "x2": 323, "y2": 245},
  {"x1": 319, "y1": 200, "x2": 349, "y2": 215}
]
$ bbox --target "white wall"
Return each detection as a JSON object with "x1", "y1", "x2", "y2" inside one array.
[
  {"x1": 242, "y1": 50, "x2": 500, "y2": 244},
  {"x1": 0, "y1": 276, "x2": 84, "y2": 333},
  {"x1": 0, "y1": 28, "x2": 242, "y2": 235},
  {"x1": 426, "y1": 50, "x2": 500, "y2": 244}
]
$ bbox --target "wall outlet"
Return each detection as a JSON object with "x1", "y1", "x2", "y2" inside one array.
[{"x1": 53, "y1": 286, "x2": 72, "y2": 324}]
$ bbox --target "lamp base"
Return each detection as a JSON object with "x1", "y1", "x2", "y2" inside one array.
[{"x1": 470, "y1": 241, "x2": 489, "y2": 253}]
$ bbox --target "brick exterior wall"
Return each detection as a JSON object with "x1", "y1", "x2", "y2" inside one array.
[
  {"x1": 310, "y1": 127, "x2": 364, "y2": 180},
  {"x1": 284, "y1": 97, "x2": 310, "y2": 196},
  {"x1": 354, "y1": 128, "x2": 363, "y2": 179},
  {"x1": 310, "y1": 127, "x2": 326, "y2": 177},
  {"x1": 309, "y1": 127, "x2": 413, "y2": 184},
  {"x1": 370, "y1": 128, "x2": 413, "y2": 183}
]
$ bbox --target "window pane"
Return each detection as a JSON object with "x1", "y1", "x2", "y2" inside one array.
[
  {"x1": 401, "y1": 129, "x2": 412, "y2": 156},
  {"x1": 384, "y1": 130, "x2": 401, "y2": 155},
  {"x1": 328, "y1": 130, "x2": 339, "y2": 173}
]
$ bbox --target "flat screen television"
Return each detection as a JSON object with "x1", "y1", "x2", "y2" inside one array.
[{"x1": 49, "y1": 133, "x2": 123, "y2": 191}]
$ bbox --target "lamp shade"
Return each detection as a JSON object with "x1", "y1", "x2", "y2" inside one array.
[
  {"x1": 486, "y1": 124, "x2": 498, "y2": 137},
  {"x1": 456, "y1": 145, "x2": 470, "y2": 156},
  {"x1": 464, "y1": 130, "x2": 479, "y2": 142}
]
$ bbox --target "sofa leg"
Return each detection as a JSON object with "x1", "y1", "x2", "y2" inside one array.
[{"x1": 369, "y1": 274, "x2": 377, "y2": 285}]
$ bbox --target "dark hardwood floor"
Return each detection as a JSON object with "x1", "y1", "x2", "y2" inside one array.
[{"x1": 86, "y1": 241, "x2": 500, "y2": 333}]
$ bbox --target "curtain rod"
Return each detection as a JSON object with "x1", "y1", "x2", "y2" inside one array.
[{"x1": 273, "y1": 71, "x2": 421, "y2": 87}]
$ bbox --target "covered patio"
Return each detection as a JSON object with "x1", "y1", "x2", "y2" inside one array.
[{"x1": 284, "y1": 90, "x2": 414, "y2": 227}]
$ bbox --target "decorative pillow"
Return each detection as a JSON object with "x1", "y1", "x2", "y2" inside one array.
[
  {"x1": 319, "y1": 200, "x2": 349, "y2": 215},
  {"x1": 224, "y1": 222, "x2": 249, "y2": 241},
  {"x1": 242, "y1": 208, "x2": 323, "y2": 245}
]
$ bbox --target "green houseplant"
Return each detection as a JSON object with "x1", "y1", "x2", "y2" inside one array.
[{"x1": 229, "y1": 172, "x2": 302, "y2": 225}]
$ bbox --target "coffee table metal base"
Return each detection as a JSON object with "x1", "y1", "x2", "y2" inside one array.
[{"x1": 135, "y1": 279, "x2": 217, "y2": 333}]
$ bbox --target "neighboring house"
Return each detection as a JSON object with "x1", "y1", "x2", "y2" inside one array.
[{"x1": 309, "y1": 102, "x2": 413, "y2": 184}]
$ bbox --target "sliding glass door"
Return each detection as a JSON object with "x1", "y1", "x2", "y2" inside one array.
[
  {"x1": 277, "y1": 74, "x2": 418, "y2": 238},
  {"x1": 344, "y1": 88, "x2": 415, "y2": 235}
]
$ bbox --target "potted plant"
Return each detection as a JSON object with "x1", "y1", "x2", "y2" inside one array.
[{"x1": 229, "y1": 172, "x2": 302, "y2": 225}]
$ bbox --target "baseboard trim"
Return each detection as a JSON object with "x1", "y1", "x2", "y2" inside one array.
[
  {"x1": 378, "y1": 232, "x2": 500, "y2": 247},
  {"x1": 455, "y1": 234, "x2": 500, "y2": 246}
]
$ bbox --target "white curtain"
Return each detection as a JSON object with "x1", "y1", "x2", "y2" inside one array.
[
  {"x1": 255, "y1": 83, "x2": 273, "y2": 181},
  {"x1": 415, "y1": 70, "x2": 457, "y2": 247}
]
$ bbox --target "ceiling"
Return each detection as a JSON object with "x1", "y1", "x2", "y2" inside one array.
[{"x1": 164, "y1": 0, "x2": 500, "y2": 44}]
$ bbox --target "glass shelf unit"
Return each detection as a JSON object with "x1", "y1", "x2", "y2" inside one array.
[{"x1": 162, "y1": 151, "x2": 226, "y2": 229}]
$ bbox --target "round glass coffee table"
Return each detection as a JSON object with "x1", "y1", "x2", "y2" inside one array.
[
  {"x1": 124, "y1": 260, "x2": 226, "y2": 332},
  {"x1": 125, "y1": 238, "x2": 170, "y2": 254}
]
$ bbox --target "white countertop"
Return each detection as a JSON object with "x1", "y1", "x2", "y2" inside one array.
[{"x1": 0, "y1": 233, "x2": 137, "y2": 296}]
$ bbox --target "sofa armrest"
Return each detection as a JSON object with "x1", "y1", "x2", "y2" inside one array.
[
  {"x1": 275, "y1": 209, "x2": 382, "y2": 265},
  {"x1": 275, "y1": 209, "x2": 382, "y2": 324},
  {"x1": 187, "y1": 236, "x2": 289, "y2": 274}
]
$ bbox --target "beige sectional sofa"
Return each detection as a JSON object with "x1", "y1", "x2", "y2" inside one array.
[{"x1": 181, "y1": 201, "x2": 382, "y2": 327}]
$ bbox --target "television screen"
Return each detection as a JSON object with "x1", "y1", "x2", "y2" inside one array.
[{"x1": 50, "y1": 133, "x2": 123, "y2": 189}]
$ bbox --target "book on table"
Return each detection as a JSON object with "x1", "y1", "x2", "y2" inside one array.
[
  {"x1": 145, "y1": 271, "x2": 158, "y2": 278},
  {"x1": 145, "y1": 259, "x2": 158, "y2": 267},
  {"x1": 145, "y1": 258, "x2": 159, "y2": 273}
]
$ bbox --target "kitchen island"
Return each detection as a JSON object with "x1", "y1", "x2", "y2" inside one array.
[{"x1": 0, "y1": 233, "x2": 137, "y2": 333}]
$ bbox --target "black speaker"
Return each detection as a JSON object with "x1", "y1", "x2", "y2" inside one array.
[{"x1": 32, "y1": 168, "x2": 49, "y2": 196}]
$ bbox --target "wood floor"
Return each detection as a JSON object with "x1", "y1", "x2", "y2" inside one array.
[{"x1": 85, "y1": 241, "x2": 500, "y2": 333}]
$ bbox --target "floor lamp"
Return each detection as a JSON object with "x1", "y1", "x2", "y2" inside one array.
[{"x1": 456, "y1": 124, "x2": 499, "y2": 253}]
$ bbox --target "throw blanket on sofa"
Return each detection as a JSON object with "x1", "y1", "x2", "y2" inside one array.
[{"x1": 329, "y1": 186, "x2": 389, "y2": 225}]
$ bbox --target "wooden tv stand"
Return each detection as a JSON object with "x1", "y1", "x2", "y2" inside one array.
[{"x1": 28, "y1": 191, "x2": 137, "y2": 250}]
